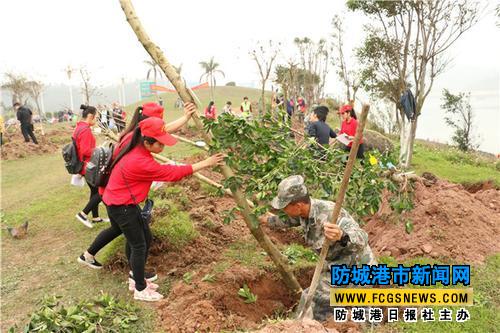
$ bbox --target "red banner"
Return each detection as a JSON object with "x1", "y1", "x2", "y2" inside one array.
[
  {"x1": 151, "y1": 82, "x2": 209, "y2": 93},
  {"x1": 190, "y1": 82, "x2": 209, "y2": 91},
  {"x1": 150, "y1": 84, "x2": 176, "y2": 93}
]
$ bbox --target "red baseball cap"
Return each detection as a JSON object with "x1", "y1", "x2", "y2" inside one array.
[
  {"x1": 339, "y1": 104, "x2": 353, "y2": 114},
  {"x1": 142, "y1": 102, "x2": 164, "y2": 119},
  {"x1": 139, "y1": 117, "x2": 177, "y2": 146}
]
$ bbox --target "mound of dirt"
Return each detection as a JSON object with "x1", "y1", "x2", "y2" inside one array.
[
  {"x1": 1, "y1": 126, "x2": 73, "y2": 160},
  {"x1": 255, "y1": 319, "x2": 339, "y2": 333},
  {"x1": 157, "y1": 266, "x2": 307, "y2": 333},
  {"x1": 364, "y1": 179, "x2": 500, "y2": 263},
  {"x1": 463, "y1": 180, "x2": 497, "y2": 193}
]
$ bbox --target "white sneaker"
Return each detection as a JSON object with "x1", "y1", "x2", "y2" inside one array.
[
  {"x1": 76, "y1": 212, "x2": 93, "y2": 228},
  {"x1": 133, "y1": 285, "x2": 164, "y2": 302},
  {"x1": 128, "y1": 278, "x2": 159, "y2": 292},
  {"x1": 92, "y1": 217, "x2": 110, "y2": 223}
]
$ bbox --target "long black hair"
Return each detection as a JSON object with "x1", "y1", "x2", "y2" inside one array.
[
  {"x1": 206, "y1": 101, "x2": 214, "y2": 111},
  {"x1": 349, "y1": 109, "x2": 357, "y2": 120},
  {"x1": 80, "y1": 104, "x2": 97, "y2": 118},
  {"x1": 112, "y1": 127, "x2": 158, "y2": 168},
  {"x1": 119, "y1": 106, "x2": 149, "y2": 141}
]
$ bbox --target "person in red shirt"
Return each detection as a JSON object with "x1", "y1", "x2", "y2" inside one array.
[
  {"x1": 204, "y1": 101, "x2": 217, "y2": 119},
  {"x1": 338, "y1": 104, "x2": 365, "y2": 159},
  {"x1": 93, "y1": 102, "x2": 198, "y2": 282},
  {"x1": 74, "y1": 105, "x2": 106, "y2": 228},
  {"x1": 79, "y1": 117, "x2": 224, "y2": 302}
]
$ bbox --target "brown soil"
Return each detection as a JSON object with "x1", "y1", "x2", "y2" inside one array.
[
  {"x1": 105, "y1": 151, "x2": 500, "y2": 331},
  {"x1": 105, "y1": 177, "x2": 316, "y2": 332},
  {"x1": 255, "y1": 319, "x2": 339, "y2": 333},
  {"x1": 1, "y1": 126, "x2": 73, "y2": 160},
  {"x1": 365, "y1": 179, "x2": 500, "y2": 263},
  {"x1": 463, "y1": 180, "x2": 497, "y2": 193}
]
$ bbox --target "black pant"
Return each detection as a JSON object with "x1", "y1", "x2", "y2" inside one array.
[
  {"x1": 88, "y1": 205, "x2": 152, "y2": 291},
  {"x1": 343, "y1": 143, "x2": 365, "y2": 159},
  {"x1": 21, "y1": 124, "x2": 38, "y2": 144},
  {"x1": 82, "y1": 180, "x2": 101, "y2": 217}
]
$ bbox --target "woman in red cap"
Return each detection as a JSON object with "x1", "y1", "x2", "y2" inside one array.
[
  {"x1": 79, "y1": 117, "x2": 224, "y2": 301},
  {"x1": 89, "y1": 102, "x2": 198, "y2": 282},
  {"x1": 338, "y1": 104, "x2": 365, "y2": 159},
  {"x1": 115, "y1": 101, "x2": 197, "y2": 159}
]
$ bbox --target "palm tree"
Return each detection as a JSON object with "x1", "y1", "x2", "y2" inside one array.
[
  {"x1": 199, "y1": 57, "x2": 225, "y2": 100},
  {"x1": 173, "y1": 63, "x2": 183, "y2": 75},
  {"x1": 144, "y1": 59, "x2": 163, "y2": 85}
]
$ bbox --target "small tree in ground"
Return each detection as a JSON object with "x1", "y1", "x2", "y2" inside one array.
[
  {"x1": 293, "y1": 37, "x2": 330, "y2": 104},
  {"x1": 250, "y1": 40, "x2": 280, "y2": 117},
  {"x1": 199, "y1": 57, "x2": 225, "y2": 101},
  {"x1": 331, "y1": 14, "x2": 360, "y2": 103},
  {"x1": 348, "y1": 0, "x2": 481, "y2": 167},
  {"x1": 441, "y1": 89, "x2": 478, "y2": 152},
  {"x1": 26, "y1": 80, "x2": 44, "y2": 117},
  {"x1": 79, "y1": 67, "x2": 100, "y2": 105}
]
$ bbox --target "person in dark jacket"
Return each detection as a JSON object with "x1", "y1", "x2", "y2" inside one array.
[
  {"x1": 14, "y1": 102, "x2": 38, "y2": 144},
  {"x1": 306, "y1": 106, "x2": 337, "y2": 146},
  {"x1": 306, "y1": 106, "x2": 337, "y2": 159}
]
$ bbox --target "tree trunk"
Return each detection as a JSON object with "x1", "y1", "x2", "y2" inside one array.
[
  {"x1": 261, "y1": 83, "x2": 266, "y2": 118},
  {"x1": 403, "y1": 116, "x2": 419, "y2": 168},
  {"x1": 119, "y1": 0, "x2": 302, "y2": 295},
  {"x1": 298, "y1": 104, "x2": 370, "y2": 318}
]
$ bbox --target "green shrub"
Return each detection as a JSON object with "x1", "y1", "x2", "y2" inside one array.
[
  {"x1": 9, "y1": 294, "x2": 142, "y2": 333},
  {"x1": 283, "y1": 244, "x2": 318, "y2": 266}
]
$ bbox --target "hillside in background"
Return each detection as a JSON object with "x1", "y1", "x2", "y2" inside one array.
[{"x1": 125, "y1": 86, "x2": 272, "y2": 121}]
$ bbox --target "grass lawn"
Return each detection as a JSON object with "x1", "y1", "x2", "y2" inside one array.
[
  {"x1": 0, "y1": 153, "x2": 155, "y2": 332},
  {"x1": 411, "y1": 141, "x2": 500, "y2": 186}
]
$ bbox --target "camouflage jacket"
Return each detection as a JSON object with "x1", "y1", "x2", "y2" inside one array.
[{"x1": 268, "y1": 199, "x2": 376, "y2": 267}]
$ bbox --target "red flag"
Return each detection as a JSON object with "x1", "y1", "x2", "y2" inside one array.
[
  {"x1": 191, "y1": 82, "x2": 209, "y2": 91},
  {"x1": 150, "y1": 84, "x2": 176, "y2": 93}
]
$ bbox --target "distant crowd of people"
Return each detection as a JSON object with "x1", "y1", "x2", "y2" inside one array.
[{"x1": 203, "y1": 96, "x2": 254, "y2": 120}]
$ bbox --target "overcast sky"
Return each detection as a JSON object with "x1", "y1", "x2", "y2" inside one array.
[{"x1": 0, "y1": 0, "x2": 498, "y2": 153}]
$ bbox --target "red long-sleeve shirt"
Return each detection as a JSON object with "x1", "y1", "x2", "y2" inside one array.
[
  {"x1": 102, "y1": 144, "x2": 193, "y2": 206},
  {"x1": 204, "y1": 106, "x2": 216, "y2": 119},
  {"x1": 73, "y1": 121, "x2": 96, "y2": 175},
  {"x1": 340, "y1": 118, "x2": 363, "y2": 147}
]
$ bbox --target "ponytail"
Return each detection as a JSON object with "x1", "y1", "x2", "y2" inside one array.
[
  {"x1": 112, "y1": 127, "x2": 158, "y2": 168},
  {"x1": 119, "y1": 106, "x2": 146, "y2": 141},
  {"x1": 349, "y1": 109, "x2": 357, "y2": 120},
  {"x1": 112, "y1": 127, "x2": 142, "y2": 168}
]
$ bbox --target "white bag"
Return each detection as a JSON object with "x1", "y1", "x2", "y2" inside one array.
[{"x1": 71, "y1": 174, "x2": 85, "y2": 187}]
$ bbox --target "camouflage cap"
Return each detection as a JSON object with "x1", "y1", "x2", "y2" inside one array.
[{"x1": 271, "y1": 175, "x2": 308, "y2": 209}]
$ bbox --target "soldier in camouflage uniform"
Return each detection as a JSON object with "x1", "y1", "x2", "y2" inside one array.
[{"x1": 263, "y1": 175, "x2": 377, "y2": 321}]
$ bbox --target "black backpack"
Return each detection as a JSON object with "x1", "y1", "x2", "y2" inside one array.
[
  {"x1": 62, "y1": 127, "x2": 85, "y2": 174},
  {"x1": 85, "y1": 143, "x2": 115, "y2": 188}
]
